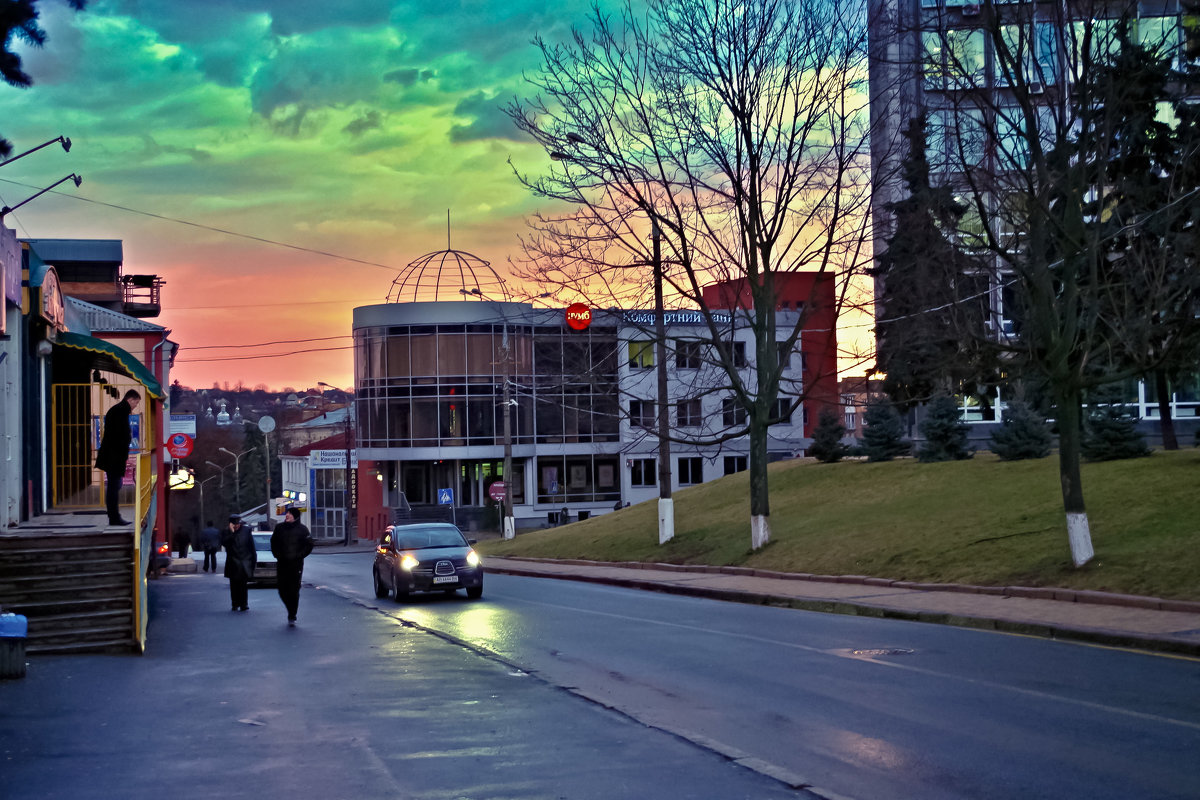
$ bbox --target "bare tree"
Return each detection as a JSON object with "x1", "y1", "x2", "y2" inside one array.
[
  {"x1": 872, "y1": 0, "x2": 1200, "y2": 565},
  {"x1": 507, "y1": 0, "x2": 879, "y2": 550}
]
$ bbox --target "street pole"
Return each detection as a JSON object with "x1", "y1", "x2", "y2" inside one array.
[
  {"x1": 199, "y1": 475, "x2": 218, "y2": 530},
  {"x1": 653, "y1": 219, "x2": 674, "y2": 544},
  {"x1": 502, "y1": 322, "x2": 515, "y2": 539},
  {"x1": 344, "y1": 409, "x2": 352, "y2": 546}
]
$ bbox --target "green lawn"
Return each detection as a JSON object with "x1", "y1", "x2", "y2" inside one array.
[{"x1": 479, "y1": 449, "x2": 1200, "y2": 601}]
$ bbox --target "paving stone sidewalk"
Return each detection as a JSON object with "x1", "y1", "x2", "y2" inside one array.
[{"x1": 485, "y1": 556, "x2": 1200, "y2": 656}]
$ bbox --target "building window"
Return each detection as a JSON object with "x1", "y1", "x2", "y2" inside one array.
[
  {"x1": 730, "y1": 341, "x2": 747, "y2": 368},
  {"x1": 723, "y1": 456, "x2": 747, "y2": 475},
  {"x1": 628, "y1": 340, "x2": 654, "y2": 369},
  {"x1": 629, "y1": 399, "x2": 654, "y2": 429},
  {"x1": 722, "y1": 398, "x2": 747, "y2": 427},
  {"x1": 770, "y1": 397, "x2": 793, "y2": 426},
  {"x1": 677, "y1": 399, "x2": 702, "y2": 427},
  {"x1": 843, "y1": 393, "x2": 857, "y2": 431},
  {"x1": 776, "y1": 341, "x2": 794, "y2": 369},
  {"x1": 630, "y1": 458, "x2": 656, "y2": 487},
  {"x1": 678, "y1": 456, "x2": 703, "y2": 485},
  {"x1": 675, "y1": 340, "x2": 702, "y2": 369}
]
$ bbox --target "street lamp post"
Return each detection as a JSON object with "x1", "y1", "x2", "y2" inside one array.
[
  {"x1": 218, "y1": 447, "x2": 254, "y2": 514},
  {"x1": 317, "y1": 382, "x2": 352, "y2": 545},
  {"x1": 0, "y1": 135, "x2": 71, "y2": 169},
  {"x1": 199, "y1": 475, "x2": 218, "y2": 530},
  {"x1": 550, "y1": 140, "x2": 674, "y2": 544},
  {"x1": 0, "y1": 174, "x2": 82, "y2": 219}
]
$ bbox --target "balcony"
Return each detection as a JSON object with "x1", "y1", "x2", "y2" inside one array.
[{"x1": 121, "y1": 274, "x2": 164, "y2": 318}]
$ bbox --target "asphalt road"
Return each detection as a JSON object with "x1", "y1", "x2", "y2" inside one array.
[{"x1": 307, "y1": 551, "x2": 1200, "y2": 800}]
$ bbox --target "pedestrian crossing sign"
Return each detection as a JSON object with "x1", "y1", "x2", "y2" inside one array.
[{"x1": 438, "y1": 488, "x2": 454, "y2": 505}]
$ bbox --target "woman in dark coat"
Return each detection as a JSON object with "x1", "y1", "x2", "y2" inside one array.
[
  {"x1": 220, "y1": 514, "x2": 257, "y2": 611},
  {"x1": 270, "y1": 507, "x2": 314, "y2": 626}
]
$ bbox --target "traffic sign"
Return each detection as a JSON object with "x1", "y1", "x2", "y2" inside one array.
[
  {"x1": 488, "y1": 481, "x2": 506, "y2": 502},
  {"x1": 167, "y1": 432, "x2": 194, "y2": 458},
  {"x1": 437, "y1": 488, "x2": 454, "y2": 505}
]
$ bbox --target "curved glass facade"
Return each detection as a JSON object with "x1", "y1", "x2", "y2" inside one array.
[{"x1": 355, "y1": 322, "x2": 620, "y2": 448}]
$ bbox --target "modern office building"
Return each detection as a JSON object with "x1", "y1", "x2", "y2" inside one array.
[{"x1": 351, "y1": 275, "x2": 838, "y2": 533}]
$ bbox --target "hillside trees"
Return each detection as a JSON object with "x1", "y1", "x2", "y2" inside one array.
[{"x1": 507, "y1": 0, "x2": 881, "y2": 549}]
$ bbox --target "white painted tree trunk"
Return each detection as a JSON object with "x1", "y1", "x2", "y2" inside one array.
[
  {"x1": 502, "y1": 515, "x2": 516, "y2": 540},
  {"x1": 750, "y1": 514, "x2": 771, "y2": 550},
  {"x1": 1066, "y1": 511, "x2": 1094, "y2": 567},
  {"x1": 658, "y1": 498, "x2": 674, "y2": 545}
]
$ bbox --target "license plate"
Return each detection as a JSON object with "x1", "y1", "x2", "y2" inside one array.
[{"x1": 433, "y1": 575, "x2": 458, "y2": 584}]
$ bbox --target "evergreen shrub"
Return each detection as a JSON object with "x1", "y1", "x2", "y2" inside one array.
[
  {"x1": 862, "y1": 399, "x2": 911, "y2": 462},
  {"x1": 917, "y1": 394, "x2": 973, "y2": 462},
  {"x1": 988, "y1": 401, "x2": 1053, "y2": 460},
  {"x1": 808, "y1": 408, "x2": 847, "y2": 463}
]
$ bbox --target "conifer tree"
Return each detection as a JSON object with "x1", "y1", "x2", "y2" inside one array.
[
  {"x1": 862, "y1": 400, "x2": 911, "y2": 462},
  {"x1": 988, "y1": 401, "x2": 1053, "y2": 461},
  {"x1": 1081, "y1": 394, "x2": 1150, "y2": 461},
  {"x1": 808, "y1": 408, "x2": 847, "y2": 463},
  {"x1": 917, "y1": 394, "x2": 972, "y2": 462}
]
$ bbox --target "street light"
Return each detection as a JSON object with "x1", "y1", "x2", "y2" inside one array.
[
  {"x1": 0, "y1": 174, "x2": 82, "y2": 219},
  {"x1": 205, "y1": 460, "x2": 229, "y2": 487},
  {"x1": 218, "y1": 447, "x2": 254, "y2": 512},
  {"x1": 198, "y1": 475, "x2": 219, "y2": 530},
  {"x1": 0, "y1": 135, "x2": 71, "y2": 168},
  {"x1": 317, "y1": 381, "x2": 353, "y2": 545},
  {"x1": 552, "y1": 137, "x2": 674, "y2": 544}
]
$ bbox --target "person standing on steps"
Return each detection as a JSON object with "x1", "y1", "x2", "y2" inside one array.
[
  {"x1": 94, "y1": 389, "x2": 141, "y2": 526},
  {"x1": 271, "y1": 506, "x2": 314, "y2": 627},
  {"x1": 221, "y1": 514, "x2": 256, "y2": 612}
]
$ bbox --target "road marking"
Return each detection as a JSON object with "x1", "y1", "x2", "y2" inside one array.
[{"x1": 491, "y1": 588, "x2": 1200, "y2": 733}]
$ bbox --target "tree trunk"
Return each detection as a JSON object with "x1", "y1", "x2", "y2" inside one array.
[
  {"x1": 748, "y1": 415, "x2": 771, "y2": 550},
  {"x1": 1054, "y1": 390, "x2": 1095, "y2": 567},
  {"x1": 1153, "y1": 370, "x2": 1178, "y2": 451}
]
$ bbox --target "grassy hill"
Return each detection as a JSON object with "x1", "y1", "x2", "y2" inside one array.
[{"x1": 478, "y1": 449, "x2": 1200, "y2": 601}]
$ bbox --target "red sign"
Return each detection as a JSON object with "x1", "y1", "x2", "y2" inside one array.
[
  {"x1": 167, "y1": 433, "x2": 194, "y2": 458},
  {"x1": 488, "y1": 481, "x2": 507, "y2": 502},
  {"x1": 565, "y1": 303, "x2": 592, "y2": 331}
]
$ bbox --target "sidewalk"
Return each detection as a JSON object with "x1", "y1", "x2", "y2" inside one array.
[{"x1": 484, "y1": 556, "x2": 1200, "y2": 657}]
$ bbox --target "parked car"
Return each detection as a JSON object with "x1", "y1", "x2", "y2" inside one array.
[
  {"x1": 372, "y1": 523, "x2": 483, "y2": 601},
  {"x1": 250, "y1": 532, "x2": 278, "y2": 588}
]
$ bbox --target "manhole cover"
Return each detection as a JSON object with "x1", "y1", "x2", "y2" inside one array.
[{"x1": 851, "y1": 648, "x2": 915, "y2": 657}]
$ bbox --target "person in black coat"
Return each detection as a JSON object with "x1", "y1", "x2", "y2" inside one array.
[
  {"x1": 196, "y1": 521, "x2": 222, "y2": 573},
  {"x1": 270, "y1": 507, "x2": 314, "y2": 626},
  {"x1": 94, "y1": 390, "x2": 141, "y2": 526},
  {"x1": 220, "y1": 514, "x2": 257, "y2": 611}
]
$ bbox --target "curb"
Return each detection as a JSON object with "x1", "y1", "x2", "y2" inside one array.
[
  {"x1": 492, "y1": 556, "x2": 1200, "y2": 613},
  {"x1": 486, "y1": 559, "x2": 1200, "y2": 657}
]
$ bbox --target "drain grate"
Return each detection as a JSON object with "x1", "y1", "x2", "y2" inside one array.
[{"x1": 851, "y1": 648, "x2": 915, "y2": 657}]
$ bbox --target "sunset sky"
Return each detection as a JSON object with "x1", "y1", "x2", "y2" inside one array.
[{"x1": 1, "y1": 0, "x2": 605, "y2": 391}]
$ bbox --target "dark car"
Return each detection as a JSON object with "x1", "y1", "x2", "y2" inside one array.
[
  {"x1": 372, "y1": 523, "x2": 483, "y2": 601},
  {"x1": 250, "y1": 532, "x2": 278, "y2": 588}
]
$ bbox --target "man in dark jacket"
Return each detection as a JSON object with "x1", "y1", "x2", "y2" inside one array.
[
  {"x1": 196, "y1": 521, "x2": 222, "y2": 573},
  {"x1": 270, "y1": 506, "x2": 314, "y2": 627},
  {"x1": 220, "y1": 514, "x2": 256, "y2": 612},
  {"x1": 94, "y1": 390, "x2": 141, "y2": 526}
]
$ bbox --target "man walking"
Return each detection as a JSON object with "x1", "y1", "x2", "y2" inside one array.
[
  {"x1": 94, "y1": 389, "x2": 141, "y2": 526},
  {"x1": 220, "y1": 514, "x2": 256, "y2": 612},
  {"x1": 197, "y1": 520, "x2": 221, "y2": 573},
  {"x1": 271, "y1": 506, "x2": 313, "y2": 627}
]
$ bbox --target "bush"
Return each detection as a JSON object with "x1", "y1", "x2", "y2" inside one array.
[
  {"x1": 808, "y1": 407, "x2": 847, "y2": 463},
  {"x1": 862, "y1": 399, "x2": 911, "y2": 462},
  {"x1": 989, "y1": 401, "x2": 1053, "y2": 460},
  {"x1": 917, "y1": 394, "x2": 973, "y2": 462},
  {"x1": 1082, "y1": 399, "x2": 1150, "y2": 461}
]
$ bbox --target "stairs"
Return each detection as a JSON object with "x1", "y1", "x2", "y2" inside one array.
[{"x1": 0, "y1": 531, "x2": 138, "y2": 654}]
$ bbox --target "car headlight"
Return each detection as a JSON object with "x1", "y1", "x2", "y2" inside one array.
[
  {"x1": 466, "y1": 550, "x2": 480, "y2": 567},
  {"x1": 400, "y1": 554, "x2": 419, "y2": 571}
]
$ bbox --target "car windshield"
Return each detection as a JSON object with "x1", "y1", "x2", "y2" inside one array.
[
  {"x1": 252, "y1": 533, "x2": 272, "y2": 551},
  {"x1": 393, "y1": 527, "x2": 465, "y2": 550}
]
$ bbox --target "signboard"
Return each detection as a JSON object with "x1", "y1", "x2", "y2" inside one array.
[
  {"x1": 167, "y1": 433, "x2": 194, "y2": 458},
  {"x1": 488, "y1": 481, "x2": 506, "y2": 502},
  {"x1": 565, "y1": 302, "x2": 592, "y2": 331},
  {"x1": 92, "y1": 413, "x2": 141, "y2": 452},
  {"x1": 39, "y1": 267, "x2": 65, "y2": 332},
  {"x1": 622, "y1": 310, "x2": 732, "y2": 326},
  {"x1": 170, "y1": 414, "x2": 197, "y2": 437},
  {"x1": 168, "y1": 467, "x2": 194, "y2": 490},
  {"x1": 437, "y1": 488, "x2": 454, "y2": 505},
  {"x1": 310, "y1": 450, "x2": 358, "y2": 469}
]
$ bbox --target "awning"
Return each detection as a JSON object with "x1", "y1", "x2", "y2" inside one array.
[{"x1": 55, "y1": 331, "x2": 164, "y2": 399}]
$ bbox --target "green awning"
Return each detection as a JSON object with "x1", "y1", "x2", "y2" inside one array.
[{"x1": 56, "y1": 331, "x2": 164, "y2": 399}]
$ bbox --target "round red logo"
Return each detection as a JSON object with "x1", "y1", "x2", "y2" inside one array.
[{"x1": 565, "y1": 303, "x2": 592, "y2": 331}]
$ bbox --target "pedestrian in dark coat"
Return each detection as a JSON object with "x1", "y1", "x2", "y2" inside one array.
[
  {"x1": 221, "y1": 515, "x2": 256, "y2": 611},
  {"x1": 270, "y1": 507, "x2": 314, "y2": 627},
  {"x1": 94, "y1": 390, "x2": 141, "y2": 526},
  {"x1": 196, "y1": 521, "x2": 221, "y2": 573}
]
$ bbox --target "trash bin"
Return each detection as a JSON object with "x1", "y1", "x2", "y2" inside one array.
[{"x1": 0, "y1": 613, "x2": 28, "y2": 679}]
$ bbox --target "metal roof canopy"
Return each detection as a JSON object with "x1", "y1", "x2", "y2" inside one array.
[{"x1": 55, "y1": 331, "x2": 164, "y2": 398}]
